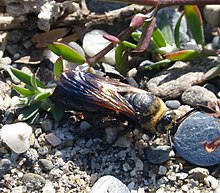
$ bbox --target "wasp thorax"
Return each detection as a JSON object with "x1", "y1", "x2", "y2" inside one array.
[{"x1": 124, "y1": 92, "x2": 175, "y2": 133}]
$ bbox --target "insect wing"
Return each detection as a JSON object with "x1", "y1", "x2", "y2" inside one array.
[{"x1": 59, "y1": 70, "x2": 136, "y2": 116}]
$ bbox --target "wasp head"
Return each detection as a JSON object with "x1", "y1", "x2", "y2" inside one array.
[{"x1": 156, "y1": 110, "x2": 177, "y2": 134}]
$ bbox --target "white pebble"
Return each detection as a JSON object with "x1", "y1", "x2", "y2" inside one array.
[
  {"x1": 0, "y1": 122, "x2": 32, "y2": 153},
  {"x1": 82, "y1": 29, "x2": 116, "y2": 65},
  {"x1": 205, "y1": 175, "x2": 219, "y2": 190},
  {"x1": 156, "y1": 187, "x2": 165, "y2": 193},
  {"x1": 137, "y1": 187, "x2": 145, "y2": 193},
  {"x1": 181, "y1": 184, "x2": 189, "y2": 192},
  {"x1": 42, "y1": 182, "x2": 56, "y2": 193}
]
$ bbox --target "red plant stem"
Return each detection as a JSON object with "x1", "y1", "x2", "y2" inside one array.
[
  {"x1": 87, "y1": 43, "x2": 114, "y2": 66},
  {"x1": 158, "y1": 0, "x2": 220, "y2": 7},
  {"x1": 109, "y1": 0, "x2": 220, "y2": 7},
  {"x1": 87, "y1": 24, "x2": 140, "y2": 66}
]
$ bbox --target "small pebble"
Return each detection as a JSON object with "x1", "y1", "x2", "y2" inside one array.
[
  {"x1": 204, "y1": 175, "x2": 219, "y2": 190},
  {"x1": 212, "y1": 36, "x2": 220, "y2": 50},
  {"x1": 127, "y1": 181, "x2": 135, "y2": 190},
  {"x1": 45, "y1": 133, "x2": 62, "y2": 147},
  {"x1": 39, "y1": 159, "x2": 54, "y2": 172},
  {"x1": 11, "y1": 186, "x2": 27, "y2": 193},
  {"x1": 130, "y1": 169, "x2": 137, "y2": 177},
  {"x1": 135, "y1": 158, "x2": 144, "y2": 171},
  {"x1": 158, "y1": 166, "x2": 167, "y2": 175},
  {"x1": 189, "y1": 167, "x2": 209, "y2": 180},
  {"x1": 0, "y1": 57, "x2": 12, "y2": 66},
  {"x1": 22, "y1": 173, "x2": 46, "y2": 189},
  {"x1": 24, "y1": 148, "x2": 39, "y2": 164},
  {"x1": 80, "y1": 121, "x2": 91, "y2": 130},
  {"x1": 85, "y1": 139, "x2": 93, "y2": 148},
  {"x1": 123, "y1": 163, "x2": 132, "y2": 172},
  {"x1": 145, "y1": 145, "x2": 173, "y2": 164},
  {"x1": 0, "y1": 159, "x2": 11, "y2": 178},
  {"x1": 115, "y1": 134, "x2": 132, "y2": 148},
  {"x1": 181, "y1": 184, "x2": 189, "y2": 192},
  {"x1": 137, "y1": 188, "x2": 145, "y2": 193},
  {"x1": 156, "y1": 187, "x2": 165, "y2": 193},
  {"x1": 41, "y1": 119, "x2": 53, "y2": 132},
  {"x1": 90, "y1": 175, "x2": 130, "y2": 193},
  {"x1": 176, "y1": 172, "x2": 188, "y2": 180},
  {"x1": 165, "y1": 100, "x2": 181, "y2": 109},
  {"x1": 42, "y1": 182, "x2": 56, "y2": 193},
  {"x1": 102, "y1": 63, "x2": 121, "y2": 76},
  {"x1": 37, "y1": 146, "x2": 49, "y2": 155}
]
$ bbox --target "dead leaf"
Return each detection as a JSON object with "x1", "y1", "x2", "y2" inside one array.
[
  {"x1": 57, "y1": 33, "x2": 81, "y2": 45},
  {"x1": 32, "y1": 27, "x2": 71, "y2": 48}
]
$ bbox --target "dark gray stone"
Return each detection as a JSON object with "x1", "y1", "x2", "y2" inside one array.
[
  {"x1": 39, "y1": 159, "x2": 54, "y2": 172},
  {"x1": 0, "y1": 159, "x2": 11, "y2": 178},
  {"x1": 145, "y1": 145, "x2": 173, "y2": 164},
  {"x1": 173, "y1": 111, "x2": 220, "y2": 166},
  {"x1": 212, "y1": 36, "x2": 220, "y2": 50},
  {"x1": 165, "y1": 100, "x2": 181, "y2": 109}
]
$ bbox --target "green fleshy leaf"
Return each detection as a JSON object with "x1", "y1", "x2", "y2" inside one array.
[
  {"x1": 158, "y1": 11, "x2": 174, "y2": 45},
  {"x1": 131, "y1": 32, "x2": 141, "y2": 42},
  {"x1": 10, "y1": 67, "x2": 46, "y2": 88},
  {"x1": 115, "y1": 43, "x2": 128, "y2": 75},
  {"x1": 148, "y1": 38, "x2": 160, "y2": 53},
  {"x1": 184, "y1": 5, "x2": 204, "y2": 46},
  {"x1": 152, "y1": 27, "x2": 168, "y2": 48},
  {"x1": 52, "y1": 103, "x2": 65, "y2": 121},
  {"x1": 34, "y1": 91, "x2": 52, "y2": 101},
  {"x1": 138, "y1": 59, "x2": 172, "y2": 71},
  {"x1": 30, "y1": 74, "x2": 39, "y2": 91},
  {"x1": 203, "y1": 64, "x2": 220, "y2": 80},
  {"x1": 48, "y1": 42, "x2": 86, "y2": 64},
  {"x1": 122, "y1": 41, "x2": 136, "y2": 49},
  {"x1": 40, "y1": 98, "x2": 54, "y2": 112},
  {"x1": 18, "y1": 102, "x2": 41, "y2": 121},
  {"x1": 174, "y1": 12, "x2": 184, "y2": 48},
  {"x1": 13, "y1": 84, "x2": 35, "y2": 96},
  {"x1": 164, "y1": 50, "x2": 200, "y2": 61},
  {"x1": 53, "y1": 57, "x2": 63, "y2": 79}
]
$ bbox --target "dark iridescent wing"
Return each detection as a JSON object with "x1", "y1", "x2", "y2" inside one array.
[{"x1": 58, "y1": 70, "x2": 136, "y2": 116}]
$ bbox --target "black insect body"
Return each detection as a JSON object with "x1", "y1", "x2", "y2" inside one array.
[{"x1": 54, "y1": 70, "x2": 177, "y2": 133}]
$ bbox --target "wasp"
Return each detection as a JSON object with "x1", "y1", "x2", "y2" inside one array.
[{"x1": 53, "y1": 70, "x2": 177, "y2": 134}]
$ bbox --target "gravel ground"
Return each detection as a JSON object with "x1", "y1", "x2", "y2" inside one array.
[{"x1": 0, "y1": 1, "x2": 219, "y2": 193}]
